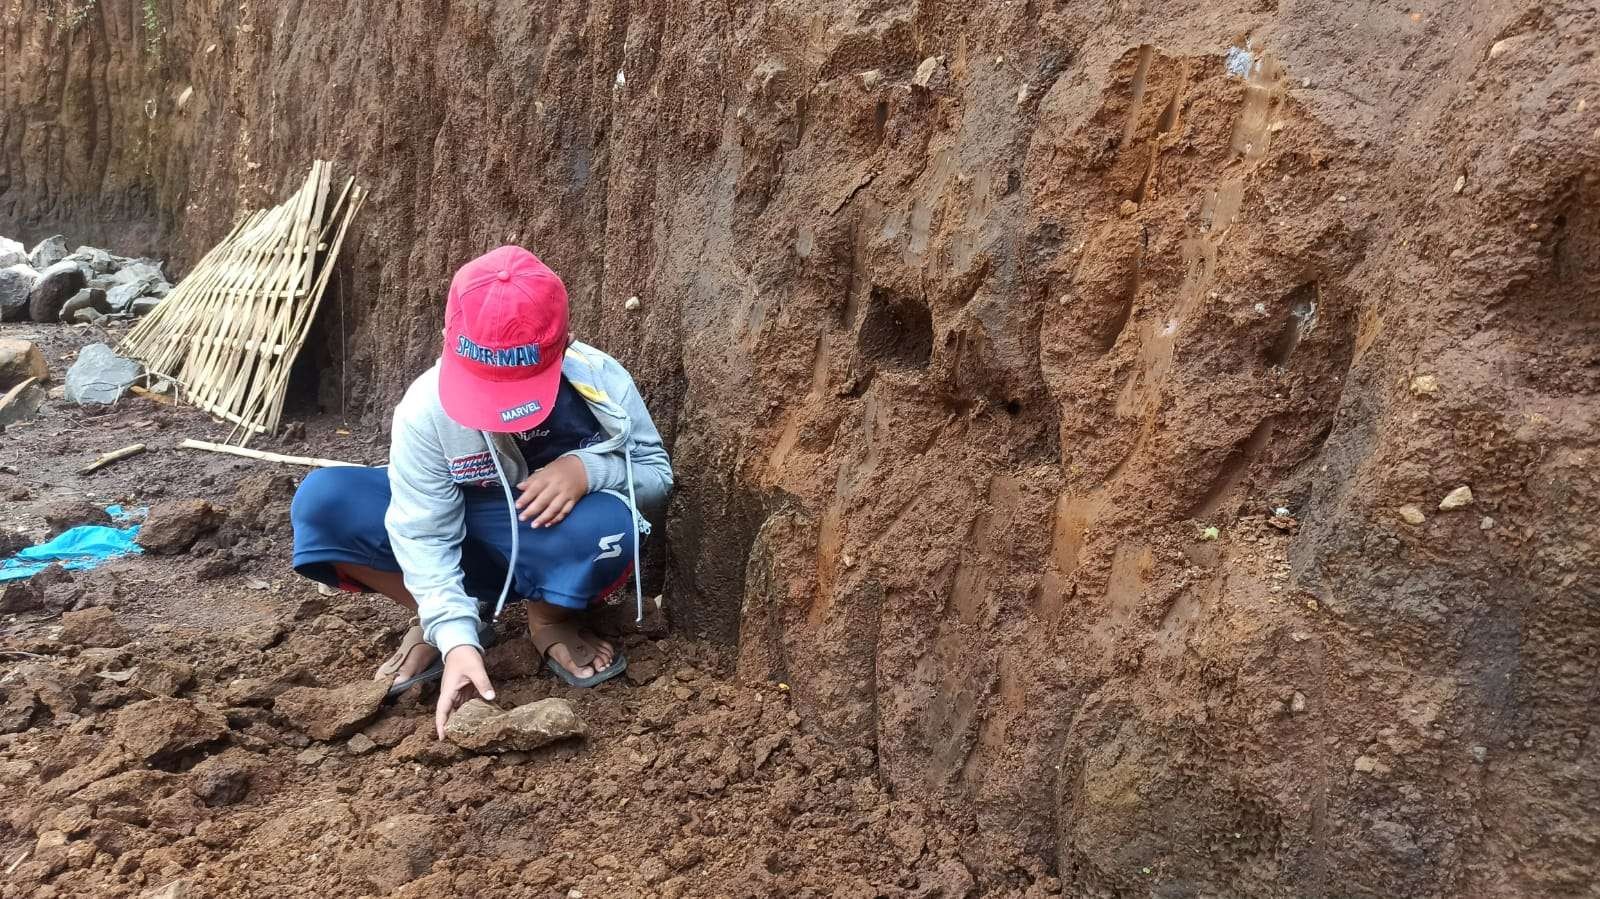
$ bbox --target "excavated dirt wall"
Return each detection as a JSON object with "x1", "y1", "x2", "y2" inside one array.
[{"x1": 4, "y1": 0, "x2": 1599, "y2": 894}]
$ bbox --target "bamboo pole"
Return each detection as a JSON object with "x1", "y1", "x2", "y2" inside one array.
[{"x1": 179, "y1": 439, "x2": 357, "y2": 468}]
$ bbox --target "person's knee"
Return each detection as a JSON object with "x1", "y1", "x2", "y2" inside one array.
[
  {"x1": 290, "y1": 467, "x2": 369, "y2": 537},
  {"x1": 566, "y1": 492, "x2": 636, "y2": 563}
]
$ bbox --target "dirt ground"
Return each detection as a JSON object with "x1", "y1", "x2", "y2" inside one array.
[
  {"x1": 5, "y1": 1, "x2": 1600, "y2": 896},
  {"x1": 0, "y1": 322, "x2": 1005, "y2": 899}
]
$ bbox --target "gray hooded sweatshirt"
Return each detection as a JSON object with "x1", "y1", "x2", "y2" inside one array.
[{"x1": 384, "y1": 340, "x2": 672, "y2": 659}]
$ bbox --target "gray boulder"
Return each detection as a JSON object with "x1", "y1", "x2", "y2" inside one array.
[
  {"x1": 62, "y1": 288, "x2": 111, "y2": 322},
  {"x1": 111, "y1": 260, "x2": 164, "y2": 285},
  {"x1": 27, "y1": 235, "x2": 69, "y2": 269},
  {"x1": 0, "y1": 237, "x2": 25, "y2": 268},
  {"x1": 64, "y1": 343, "x2": 141, "y2": 405},
  {"x1": 69, "y1": 307, "x2": 108, "y2": 326},
  {"x1": 28, "y1": 261, "x2": 87, "y2": 323},
  {"x1": 106, "y1": 276, "x2": 157, "y2": 313},
  {"x1": 69, "y1": 246, "x2": 117, "y2": 274},
  {"x1": 130, "y1": 297, "x2": 163, "y2": 317},
  {"x1": 0, "y1": 264, "x2": 38, "y2": 322}
]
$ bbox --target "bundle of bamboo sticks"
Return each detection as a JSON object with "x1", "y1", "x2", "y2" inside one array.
[{"x1": 120, "y1": 161, "x2": 365, "y2": 444}]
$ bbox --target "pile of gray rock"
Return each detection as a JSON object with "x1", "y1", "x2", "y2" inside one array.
[{"x1": 0, "y1": 234, "x2": 172, "y2": 326}]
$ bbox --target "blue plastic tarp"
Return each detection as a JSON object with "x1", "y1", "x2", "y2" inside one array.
[{"x1": 0, "y1": 505, "x2": 145, "y2": 582}]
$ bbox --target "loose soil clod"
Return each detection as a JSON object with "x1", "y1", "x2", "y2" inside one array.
[{"x1": 443, "y1": 697, "x2": 587, "y2": 752}]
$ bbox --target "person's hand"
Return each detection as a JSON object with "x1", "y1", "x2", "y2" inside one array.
[
  {"x1": 435, "y1": 645, "x2": 495, "y2": 739},
  {"x1": 515, "y1": 455, "x2": 588, "y2": 527}
]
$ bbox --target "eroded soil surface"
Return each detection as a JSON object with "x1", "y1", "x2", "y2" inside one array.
[{"x1": 0, "y1": 323, "x2": 1000, "y2": 899}]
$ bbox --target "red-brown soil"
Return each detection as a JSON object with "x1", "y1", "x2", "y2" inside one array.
[
  {"x1": 4, "y1": 1, "x2": 1600, "y2": 896},
  {"x1": 1, "y1": 326, "x2": 993, "y2": 898}
]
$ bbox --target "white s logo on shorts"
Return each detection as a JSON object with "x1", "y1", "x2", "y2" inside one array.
[{"x1": 595, "y1": 533, "x2": 625, "y2": 561}]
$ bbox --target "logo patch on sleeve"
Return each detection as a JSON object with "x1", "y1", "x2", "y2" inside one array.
[{"x1": 447, "y1": 451, "x2": 495, "y2": 484}]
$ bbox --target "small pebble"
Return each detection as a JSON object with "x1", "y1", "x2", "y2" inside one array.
[
  {"x1": 1479, "y1": 516, "x2": 1495, "y2": 530},
  {"x1": 624, "y1": 295, "x2": 641, "y2": 311},
  {"x1": 1290, "y1": 691, "x2": 1307, "y2": 713},
  {"x1": 1470, "y1": 745, "x2": 1487, "y2": 763},
  {"x1": 1438, "y1": 486, "x2": 1474, "y2": 511},
  {"x1": 1396, "y1": 504, "x2": 1426, "y2": 525}
]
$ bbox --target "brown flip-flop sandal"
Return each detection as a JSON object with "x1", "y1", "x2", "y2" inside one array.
[
  {"x1": 373, "y1": 624, "x2": 429, "y2": 680},
  {"x1": 530, "y1": 619, "x2": 627, "y2": 688},
  {"x1": 374, "y1": 624, "x2": 445, "y2": 701}
]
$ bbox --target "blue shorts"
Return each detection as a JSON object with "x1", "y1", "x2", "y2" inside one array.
[{"x1": 289, "y1": 466, "x2": 634, "y2": 611}]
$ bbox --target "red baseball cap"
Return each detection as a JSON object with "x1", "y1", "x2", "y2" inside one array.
[{"x1": 438, "y1": 246, "x2": 569, "y2": 432}]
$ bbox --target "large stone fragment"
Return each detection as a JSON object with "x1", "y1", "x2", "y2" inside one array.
[
  {"x1": 69, "y1": 246, "x2": 117, "y2": 274},
  {"x1": 0, "y1": 264, "x2": 38, "y2": 321},
  {"x1": 59, "y1": 606, "x2": 130, "y2": 647},
  {"x1": 114, "y1": 698, "x2": 228, "y2": 764},
  {"x1": 28, "y1": 260, "x2": 87, "y2": 322},
  {"x1": 28, "y1": 234, "x2": 69, "y2": 269},
  {"x1": 64, "y1": 343, "x2": 141, "y2": 405},
  {"x1": 273, "y1": 680, "x2": 389, "y2": 741},
  {"x1": 443, "y1": 698, "x2": 587, "y2": 752},
  {"x1": 61, "y1": 288, "x2": 110, "y2": 321},
  {"x1": 136, "y1": 499, "x2": 224, "y2": 554},
  {"x1": 0, "y1": 338, "x2": 47, "y2": 388},
  {"x1": 106, "y1": 276, "x2": 157, "y2": 313},
  {"x1": 111, "y1": 260, "x2": 164, "y2": 286},
  {"x1": 0, "y1": 236, "x2": 25, "y2": 267}
]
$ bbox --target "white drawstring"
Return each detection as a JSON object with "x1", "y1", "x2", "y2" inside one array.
[
  {"x1": 486, "y1": 432, "x2": 518, "y2": 622},
  {"x1": 486, "y1": 428, "x2": 643, "y2": 624},
  {"x1": 625, "y1": 450, "x2": 643, "y2": 623}
]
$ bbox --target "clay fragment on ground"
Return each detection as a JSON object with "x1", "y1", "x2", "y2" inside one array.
[
  {"x1": 443, "y1": 697, "x2": 587, "y2": 753},
  {"x1": 230, "y1": 472, "x2": 296, "y2": 530},
  {"x1": 59, "y1": 606, "x2": 131, "y2": 647},
  {"x1": 134, "y1": 659, "x2": 196, "y2": 696},
  {"x1": 0, "y1": 580, "x2": 43, "y2": 614},
  {"x1": 44, "y1": 498, "x2": 112, "y2": 535},
  {"x1": 114, "y1": 698, "x2": 229, "y2": 764},
  {"x1": 136, "y1": 499, "x2": 225, "y2": 554},
  {"x1": 272, "y1": 679, "x2": 389, "y2": 741},
  {"x1": 187, "y1": 754, "x2": 255, "y2": 806}
]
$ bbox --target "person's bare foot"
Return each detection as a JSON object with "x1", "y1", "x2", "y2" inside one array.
[{"x1": 526, "y1": 601, "x2": 614, "y2": 678}]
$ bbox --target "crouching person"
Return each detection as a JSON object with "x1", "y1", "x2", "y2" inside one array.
[{"x1": 289, "y1": 246, "x2": 672, "y2": 736}]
